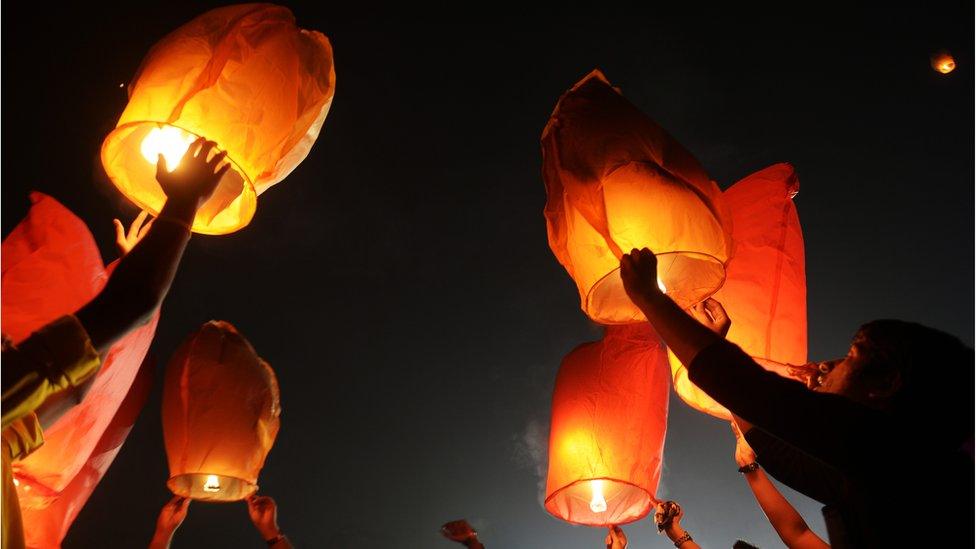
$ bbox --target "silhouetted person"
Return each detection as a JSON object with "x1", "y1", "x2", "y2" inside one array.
[{"x1": 620, "y1": 247, "x2": 974, "y2": 547}]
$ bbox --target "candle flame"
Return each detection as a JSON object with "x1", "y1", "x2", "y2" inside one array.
[
  {"x1": 657, "y1": 278, "x2": 667, "y2": 293},
  {"x1": 12, "y1": 479, "x2": 19, "y2": 487},
  {"x1": 140, "y1": 127, "x2": 196, "y2": 171},
  {"x1": 203, "y1": 474, "x2": 221, "y2": 493},
  {"x1": 589, "y1": 479, "x2": 607, "y2": 513}
]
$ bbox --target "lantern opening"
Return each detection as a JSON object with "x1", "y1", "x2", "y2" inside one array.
[
  {"x1": 587, "y1": 251, "x2": 724, "y2": 324},
  {"x1": 545, "y1": 477, "x2": 653, "y2": 526},
  {"x1": 102, "y1": 122, "x2": 257, "y2": 235},
  {"x1": 167, "y1": 473, "x2": 256, "y2": 502}
]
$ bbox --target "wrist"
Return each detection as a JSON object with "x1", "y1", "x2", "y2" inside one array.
[
  {"x1": 160, "y1": 197, "x2": 199, "y2": 222},
  {"x1": 666, "y1": 525, "x2": 686, "y2": 542},
  {"x1": 258, "y1": 526, "x2": 281, "y2": 540}
]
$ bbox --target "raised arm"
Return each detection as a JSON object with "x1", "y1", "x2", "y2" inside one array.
[
  {"x1": 76, "y1": 138, "x2": 227, "y2": 353},
  {"x1": 732, "y1": 423, "x2": 829, "y2": 549}
]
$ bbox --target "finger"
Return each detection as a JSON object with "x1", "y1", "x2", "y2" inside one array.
[
  {"x1": 196, "y1": 140, "x2": 218, "y2": 160},
  {"x1": 209, "y1": 150, "x2": 229, "y2": 169},
  {"x1": 215, "y1": 162, "x2": 232, "y2": 180},
  {"x1": 133, "y1": 209, "x2": 150, "y2": 231},
  {"x1": 156, "y1": 154, "x2": 168, "y2": 177},
  {"x1": 703, "y1": 298, "x2": 726, "y2": 319},
  {"x1": 113, "y1": 219, "x2": 125, "y2": 241},
  {"x1": 138, "y1": 218, "x2": 154, "y2": 240}
]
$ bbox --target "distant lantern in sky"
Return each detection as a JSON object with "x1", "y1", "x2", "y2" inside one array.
[
  {"x1": 545, "y1": 323, "x2": 669, "y2": 526},
  {"x1": 101, "y1": 4, "x2": 336, "y2": 234},
  {"x1": 931, "y1": 51, "x2": 956, "y2": 74},
  {"x1": 542, "y1": 70, "x2": 732, "y2": 324},
  {"x1": 669, "y1": 164, "x2": 808, "y2": 418},
  {"x1": 162, "y1": 321, "x2": 281, "y2": 501}
]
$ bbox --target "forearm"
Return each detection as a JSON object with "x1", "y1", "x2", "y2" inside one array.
[
  {"x1": 631, "y1": 292, "x2": 720, "y2": 368},
  {"x1": 76, "y1": 198, "x2": 193, "y2": 353},
  {"x1": 148, "y1": 528, "x2": 175, "y2": 549},
  {"x1": 665, "y1": 525, "x2": 701, "y2": 549},
  {"x1": 744, "y1": 469, "x2": 813, "y2": 545}
]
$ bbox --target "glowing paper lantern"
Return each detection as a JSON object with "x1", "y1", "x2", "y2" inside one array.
[
  {"x1": 545, "y1": 323, "x2": 669, "y2": 526},
  {"x1": 669, "y1": 164, "x2": 807, "y2": 419},
  {"x1": 931, "y1": 51, "x2": 956, "y2": 74},
  {"x1": 162, "y1": 321, "x2": 280, "y2": 501},
  {"x1": 3, "y1": 192, "x2": 159, "y2": 535},
  {"x1": 542, "y1": 70, "x2": 732, "y2": 324},
  {"x1": 101, "y1": 4, "x2": 336, "y2": 234}
]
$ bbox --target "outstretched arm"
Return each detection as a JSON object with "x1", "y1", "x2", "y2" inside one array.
[
  {"x1": 77, "y1": 138, "x2": 227, "y2": 354},
  {"x1": 149, "y1": 496, "x2": 190, "y2": 549},
  {"x1": 732, "y1": 423, "x2": 829, "y2": 549}
]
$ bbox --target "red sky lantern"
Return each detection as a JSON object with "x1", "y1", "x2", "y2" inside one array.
[
  {"x1": 162, "y1": 321, "x2": 280, "y2": 501},
  {"x1": 542, "y1": 70, "x2": 732, "y2": 324},
  {"x1": 545, "y1": 323, "x2": 669, "y2": 526},
  {"x1": 669, "y1": 164, "x2": 808, "y2": 418},
  {"x1": 2, "y1": 192, "x2": 159, "y2": 544}
]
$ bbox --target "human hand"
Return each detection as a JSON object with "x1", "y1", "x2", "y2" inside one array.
[
  {"x1": 155, "y1": 137, "x2": 230, "y2": 211},
  {"x1": 441, "y1": 519, "x2": 478, "y2": 544},
  {"x1": 731, "y1": 422, "x2": 756, "y2": 467},
  {"x1": 155, "y1": 496, "x2": 190, "y2": 534},
  {"x1": 620, "y1": 248, "x2": 663, "y2": 306},
  {"x1": 605, "y1": 525, "x2": 628, "y2": 549},
  {"x1": 788, "y1": 360, "x2": 836, "y2": 390},
  {"x1": 114, "y1": 210, "x2": 153, "y2": 255},
  {"x1": 688, "y1": 298, "x2": 730, "y2": 337},
  {"x1": 246, "y1": 495, "x2": 281, "y2": 540}
]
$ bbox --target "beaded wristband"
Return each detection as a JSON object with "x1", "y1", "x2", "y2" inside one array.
[
  {"x1": 738, "y1": 462, "x2": 760, "y2": 474},
  {"x1": 673, "y1": 532, "x2": 693, "y2": 547}
]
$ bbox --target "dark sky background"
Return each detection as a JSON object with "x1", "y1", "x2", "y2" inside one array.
[{"x1": 2, "y1": 3, "x2": 973, "y2": 548}]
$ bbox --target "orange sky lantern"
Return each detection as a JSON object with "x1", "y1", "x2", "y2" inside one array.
[
  {"x1": 931, "y1": 51, "x2": 956, "y2": 74},
  {"x1": 669, "y1": 164, "x2": 808, "y2": 418},
  {"x1": 545, "y1": 323, "x2": 669, "y2": 526},
  {"x1": 101, "y1": 4, "x2": 336, "y2": 234},
  {"x1": 162, "y1": 321, "x2": 280, "y2": 502},
  {"x1": 542, "y1": 70, "x2": 732, "y2": 324}
]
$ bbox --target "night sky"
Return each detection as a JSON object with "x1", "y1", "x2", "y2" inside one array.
[{"x1": 2, "y1": 3, "x2": 973, "y2": 548}]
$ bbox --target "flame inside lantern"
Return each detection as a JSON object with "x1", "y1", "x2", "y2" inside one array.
[
  {"x1": 589, "y1": 479, "x2": 608, "y2": 513},
  {"x1": 931, "y1": 51, "x2": 956, "y2": 74},
  {"x1": 203, "y1": 475, "x2": 221, "y2": 493},
  {"x1": 140, "y1": 126, "x2": 197, "y2": 172}
]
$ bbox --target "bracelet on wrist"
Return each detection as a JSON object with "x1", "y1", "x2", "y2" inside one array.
[
  {"x1": 738, "y1": 462, "x2": 760, "y2": 474},
  {"x1": 266, "y1": 533, "x2": 286, "y2": 546},
  {"x1": 673, "y1": 532, "x2": 693, "y2": 547}
]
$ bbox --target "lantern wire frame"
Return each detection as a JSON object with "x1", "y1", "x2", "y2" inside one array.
[{"x1": 101, "y1": 121, "x2": 256, "y2": 235}]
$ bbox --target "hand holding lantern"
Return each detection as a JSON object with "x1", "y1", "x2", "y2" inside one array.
[
  {"x1": 247, "y1": 495, "x2": 282, "y2": 541},
  {"x1": 155, "y1": 138, "x2": 230, "y2": 212}
]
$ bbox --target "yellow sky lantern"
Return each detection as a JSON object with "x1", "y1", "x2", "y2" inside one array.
[
  {"x1": 162, "y1": 321, "x2": 281, "y2": 502},
  {"x1": 101, "y1": 4, "x2": 336, "y2": 234},
  {"x1": 542, "y1": 70, "x2": 732, "y2": 324}
]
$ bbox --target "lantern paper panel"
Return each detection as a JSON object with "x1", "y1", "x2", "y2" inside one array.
[
  {"x1": 542, "y1": 70, "x2": 732, "y2": 324},
  {"x1": 3, "y1": 192, "x2": 159, "y2": 513},
  {"x1": 545, "y1": 323, "x2": 669, "y2": 526},
  {"x1": 101, "y1": 3, "x2": 336, "y2": 234},
  {"x1": 162, "y1": 321, "x2": 280, "y2": 502},
  {"x1": 21, "y1": 357, "x2": 153, "y2": 549},
  {"x1": 669, "y1": 164, "x2": 808, "y2": 419}
]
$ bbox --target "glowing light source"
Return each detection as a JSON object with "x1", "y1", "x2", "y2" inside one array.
[
  {"x1": 203, "y1": 475, "x2": 221, "y2": 493},
  {"x1": 140, "y1": 126, "x2": 197, "y2": 172},
  {"x1": 657, "y1": 278, "x2": 667, "y2": 293},
  {"x1": 931, "y1": 51, "x2": 956, "y2": 74},
  {"x1": 589, "y1": 479, "x2": 607, "y2": 513},
  {"x1": 13, "y1": 479, "x2": 20, "y2": 487}
]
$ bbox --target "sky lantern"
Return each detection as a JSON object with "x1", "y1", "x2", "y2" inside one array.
[
  {"x1": 542, "y1": 70, "x2": 732, "y2": 324},
  {"x1": 100, "y1": 4, "x2": 336, "y2": 234},
  {"x1": 669, "y1": 164, "x2": 808, "y2": 419},
  {"x1": 3, "y1": 192, "x2": 159, "y2": 538},
  {"x1": 931, "y1": 50, "x2": 956, "y2": 74},
  {"x1": 545, "y1": 323, "x2": 669, "y2": 526},
  {"x1": 162, "y1": 321, "x2": 280, "y2": 502}
]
